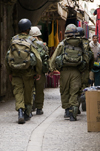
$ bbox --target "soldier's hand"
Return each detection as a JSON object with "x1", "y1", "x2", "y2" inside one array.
[
  {"x1": 36, "y1": 74, "x2": 41, "y2": 80},
  {"x1": 9, "y1": 74, "x2": 12, "y2": 82}
]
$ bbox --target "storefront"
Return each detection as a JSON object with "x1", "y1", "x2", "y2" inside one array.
[
  {"x1": 57, "y1": 0, "x2": 92, "y2": 39},
  {"x1": 36, "y1": 3, "x2": 66, "y2": 57}
]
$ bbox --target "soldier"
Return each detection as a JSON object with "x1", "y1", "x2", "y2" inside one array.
[
  {"x1": 49, "y1": 24, "x2": 92, "y2": 121},
  {"x1": 76, "y1": 27, "x2": 94, "y2": 112},
  {"x1": 77, "y1": 27, "x2": 94, "y2": 90},
  {"x1": 29, "y1": 26, "x2": 49, "y2": 115},
  {"x1": 5, "y1": 19, "x2": 42, "y2": 124}
]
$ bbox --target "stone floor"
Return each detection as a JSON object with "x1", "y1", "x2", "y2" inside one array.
[{"x1": 0, "y1": 88, "x2": 100, "y2": 151}]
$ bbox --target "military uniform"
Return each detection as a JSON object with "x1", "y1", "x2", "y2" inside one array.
[
  {"x1": 50, "y1": 24, "x2": 93, "y2": 121},
  {"x1": 35, "y1": 72, "x2": 46, "y2": 109},
  {"x1": 29, "y1": 26, "x2": 49, "y2": 115},
  {"x1": 33, "y1": 39, "x2": 49, "y2": 112},
  {"x1": 50, "y1": 41, "x2": 81, "y2": 110},
  {"x1": 6, "y1": 33, "x2": 42, "y2": 122},
  {"x1": 76, "y1": 28, "x2": 94, "y2": 91}
]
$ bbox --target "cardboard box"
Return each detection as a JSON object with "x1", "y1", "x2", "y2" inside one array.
[{"x1": 85, "y1": 91, "x2": 100, "y2": 132}]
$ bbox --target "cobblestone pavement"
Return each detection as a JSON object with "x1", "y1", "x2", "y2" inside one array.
[{"x1": 0, "y1": 88, "x2": 100, "y2": 151}]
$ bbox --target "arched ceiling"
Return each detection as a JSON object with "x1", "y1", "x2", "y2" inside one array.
[{"x1": 17, "y1": 0, "x2": 60, "y2": 25}]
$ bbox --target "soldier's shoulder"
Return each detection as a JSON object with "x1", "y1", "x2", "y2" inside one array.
[
  {"x1": 28, "y1": 36, "x2": 36, "y2": 42},
  {"x1": 82, "y1": 38, "x2": 90, "y2": 45},
  {"x1": 57, "y1": 40, "x2": 64, "y2": 47},
  {"x1": 12, "y1": 34, "x2": 19, "y2": 40},
  {"x1": 35, "y1": 40, "x2": 48, "y2": 50},
  {"x1": 82, "y1": 37, "x2": 89, "y2": 42}
]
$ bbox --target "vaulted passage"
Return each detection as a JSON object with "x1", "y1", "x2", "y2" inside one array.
[{"x1": 0, "y1": 0, "x2": 61, "y2": 98}]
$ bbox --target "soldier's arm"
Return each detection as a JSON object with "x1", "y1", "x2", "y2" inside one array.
[
  {"x1": 49, "y1": 43, "x2": 63, "y2": 71},
  {"x1": 31, "y1": 46, "x2": 42, "y2": 74},
  {"x1": 5, "y1": 50, "x2": 12, "y2": 75}
]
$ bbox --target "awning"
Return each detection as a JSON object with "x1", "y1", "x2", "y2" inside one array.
[
  {"x1": 57, "y1": 2, "x2": 68, "y2": 21},
  {"x1": 57, "y1": 0, "x2": 95, "y2": 25},
  {"x1": 57, "y1": 0, "x2": 84, "y2": 21}
]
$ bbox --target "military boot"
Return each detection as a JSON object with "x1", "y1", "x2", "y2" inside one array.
[
  {"x1": 64, "y1": 108, "x2": 70, "y2": 119},
  {"x1": 36, "y1": 109, "x2": 43, "y2": 115},
  {"x1": 18, "y1": 108, "x2": 25, "y2": 124},
  {"x1": 69, "y1": 106, "x2": 78, "y2": 121},
  {"x1": 78, "y1": 108, "x2": 81, "y2": 114},
  {"x1": 32, "y1": 94, "x2": 36, "y2": 112},
  {"x1": 32, "y1": 101, "x2": 36, "y2": 112},
  {"x1": 24, "y1": 110, "x2": 30, "y2": 121},
  {"x1": 29, "y1": 112, "x2": 33, "y2": 118}
]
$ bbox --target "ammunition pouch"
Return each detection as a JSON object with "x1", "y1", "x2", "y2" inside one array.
[
  {"x1": 77, "y1": 61, "x2": 87, "y2": 72},
  {"x1": 55, "y1": 55, "x2": 63, "y2": 71},
  {"x1": 30, "y1": 52, "x2": 37, "y2": 68},
  {"x1": 42, "y1": 59, "x2": 49, "y2": 73}
]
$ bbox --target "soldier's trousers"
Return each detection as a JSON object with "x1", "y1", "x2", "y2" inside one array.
[
  {"x1": 60, "y1": 67, "x2": 81, "y2": 109},
  {"x1": 11, "y1": 75, "x2": 34, "y2": 115},
  {"x1": 35, "y1": 73, "x2": 46, "y2": 109}
]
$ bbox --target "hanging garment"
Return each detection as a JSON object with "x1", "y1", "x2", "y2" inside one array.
[
  {"x1": 94, "y1": 8, "x2": 100, "y2": 43},
  {"x1": 54, "y1": 20, "x2": 59, "y2": 48},
  {"x1": 48, "y1": 20, "x2": 54, "y2": 47}
]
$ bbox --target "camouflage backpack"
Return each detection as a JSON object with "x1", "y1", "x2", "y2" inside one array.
[
  {"x1": 7, "y1": 35, "x2": 36, "y2": 70},
  {"x1": 55, "y1": 38, "x2": 83, "y2": 70},
  {"x1": 34, "y1": 40, "x2": 49, "y2": 73},
  {"x1": 55, "y1": 38, "x2": 93, "y2": 72}
]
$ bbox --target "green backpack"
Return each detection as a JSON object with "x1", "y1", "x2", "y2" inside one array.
[
  {"x1": 7, "y1": 35, "x2": 36, "y2": 70},
  {"x1": 61, "y1": 44, "x2": 83, "y2": 66},
  {"x1": 55, "y1": 38, "x2": 83, "y2": 70},
  {"x1": 55, "y1": 38, "x2": 93, "y2": 72},
  {"x1": 34, "y1": 40, "x2": 49, "y2": 73}
]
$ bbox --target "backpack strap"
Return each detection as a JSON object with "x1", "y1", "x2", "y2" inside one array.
[
  {"x1": 26, "y1": 36, "x2": 38, "y2": 49},
  {"x1": 35, "y1": 40, "x2": 48, "y2": 52},
  {"x1": 12, "y1": 35, "x2": 37, "y2": 49},
  {"x1": 12, "y1": 35, "x2": 19, "y2": 40},
  {"x1": 63, "y1": 39, "x2": 68, "y2": 46},
  {"x1": 28, "y1": 36, "x2": 36, "y2": 42}
]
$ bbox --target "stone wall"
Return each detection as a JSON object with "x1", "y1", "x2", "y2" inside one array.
[{"x1": 0, "y1": 1, "x2": 17, "y2": 99}]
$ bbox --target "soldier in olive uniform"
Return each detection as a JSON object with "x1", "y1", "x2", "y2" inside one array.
[
  {"x1": 29, "y1": 26, "x2": 49, "y2": 115},
  {"x1": 5, "y1": 19, "x2": 42, "y2": 124},
  {"x1": 76, "y1": 27, "x2": 94, "y2": 113},
  {"x1": 76, "y1": 27, "x2": 94, "y2": 91},
  {"x1": 49, "y1": 24, "x2": 81, "y2": 121},
  {"x1": 50, "y1": 24, "x2": 93, "y2": 121}
]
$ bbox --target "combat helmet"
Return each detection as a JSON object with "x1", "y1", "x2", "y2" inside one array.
[
  {"x1": 77, "y1": 27, "x2": 84, "y2": 37},
  {"x1": 29, "y1": 26, "x2": 42, "y2": 37},
  {"x1": 65, "y1": 24, "x2": 78, "y2": 37},
  {"x1": 18, "y1": 18, "x2": 32, "y2": 32}
]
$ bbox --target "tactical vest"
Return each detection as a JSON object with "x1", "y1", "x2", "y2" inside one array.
[{"x1": 7, "y1": 35, "x2": 36, "y2": 70}]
